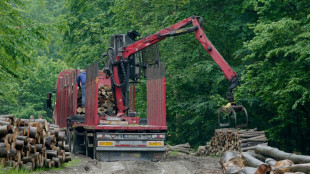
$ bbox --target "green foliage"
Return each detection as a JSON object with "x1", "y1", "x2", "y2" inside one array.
[
  {"x1": 0, "y1": 56, "x2": 67, "y2": 119},
  {"x1": 61, "y1": 0, "x2": 114, "y2": 68},
  {"x1": 0, "y1": 0, "x2": 68, "y2": 120},
  {"x1": 0, "y1": 0, "x2": 48, "y2": 77},
  {"x1": 237, "y1": 0, "x2": 310, "y2": 153}
]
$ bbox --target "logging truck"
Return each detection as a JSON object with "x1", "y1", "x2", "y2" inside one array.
[{"x1": 48, "y1": 16, "x2": 247, "y2": 161}]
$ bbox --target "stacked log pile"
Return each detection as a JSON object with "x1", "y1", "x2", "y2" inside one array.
[
  {"x1": 221, "y1": 145, "x2": 310, "y2": 174},
  {"x1": 166, "y1": 143, "x2": 195, "y2": 155},
  {"x1": 198, "y1": 128, "x2": 267, "y2": 156},
  {"x1": 97, "y1": 85, "x2": 115, "y2": 116},
  {"x1": 77, "y1": 89, "x2": 84, "y2": 114},
  {"x1": 0, "y1": 114, "x2": 72, "y2": 171}
]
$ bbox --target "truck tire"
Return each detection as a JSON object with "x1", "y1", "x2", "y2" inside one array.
[{"x1": 85, "y1": 135, "x2": 94, "y2": 159}]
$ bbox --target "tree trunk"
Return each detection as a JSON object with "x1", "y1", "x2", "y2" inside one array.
[
  {"x1": 29, "y1": 127, "x2": 38, "y2": 139},
  {"x1": 35, "y1": 144, "x2": 43, "y2": 152},
  {"x1": 14, "y1": 139, "x2": 24, "y2": 150},
  {"x1": 265, "y1": 158, "x2": 277, "y2": 166},
  {"x1": 64, "y1": 145, "x2": 70, "y2": 152},
  {"x1": 255, "y1": 145, "x2": 310, "y2": 164},
  {"x1": 44, "y1": 158, "x2": 52, "y2": 168},
  {"x1": 246, "y1": 150, "x2": 266, "y2": 162},
  {"x1": 57, "y1": 131, "x2": 66, "y2": 141},
  {"x1": 242, "y1": 152, "x2": 264, "y2": 167},
  {"x1": 16, "y1": 136, "x2": 28, "y2": 143},
  {"x1": 0, "y1": 125, "x2": 8, "y2": 136},
  {"x1": 0, "y1": 146, "x2": 9, "y2": 158},
  {"x1": 53, "y1": 157, "x2": 60, "y2": 168},
  {"x1": 47, "y1": 150, "x2": 58, "y2": 159},
  {"x1": 221, "y1": 151, "x2": 244, "y2": 173}
]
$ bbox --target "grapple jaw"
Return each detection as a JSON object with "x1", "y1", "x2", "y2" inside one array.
[{"x1": 218, "y1": 103, "x2": 248, "y2": 128}]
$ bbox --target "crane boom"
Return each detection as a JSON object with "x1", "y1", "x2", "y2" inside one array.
[{"x1": 109, "y1": 16, "x2": 238, "y2": 116}]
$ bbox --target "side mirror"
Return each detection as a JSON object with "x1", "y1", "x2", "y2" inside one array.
[{"x1": 47, "y1": 92, "x2": 52, "y2": 109}]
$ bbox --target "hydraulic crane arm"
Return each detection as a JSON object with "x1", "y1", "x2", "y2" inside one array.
[{"x1": 111, "y1": 16, "x2": 238, "y2": 116}]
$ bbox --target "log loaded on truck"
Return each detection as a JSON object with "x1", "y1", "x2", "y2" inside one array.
[{"x1": 47, "y1": 16, "x2": 248, "y2": 161}]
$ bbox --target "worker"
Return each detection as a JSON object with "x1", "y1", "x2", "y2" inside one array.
[{"x1": 77, "y1": 70, "x2": 86, "y2": 107}]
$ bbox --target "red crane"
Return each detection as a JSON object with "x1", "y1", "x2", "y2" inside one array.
[{"x1": 106, "y1": 16, "x2": 246, "y2": 127}]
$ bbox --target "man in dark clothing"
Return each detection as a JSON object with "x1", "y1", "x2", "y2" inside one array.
[{"x1": 77, "y1": 70, "x2": 86, "y2": 107}]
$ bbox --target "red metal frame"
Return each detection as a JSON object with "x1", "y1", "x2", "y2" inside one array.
[
  {"x1": 54, "y1": 69, "x2": 78, "y2": 128},
  {"x1": 85, "y1": 70, "x2": 111, "y2": 126},
  {"x1": 54, "y1": 68, "x2": 168, "y2": 130},
  {"x1": 112, "y1": 16, "x2": 237, "y2": 116},
  {"x1": 147, "y1": 78, "x2": 166, "y2": 126}
]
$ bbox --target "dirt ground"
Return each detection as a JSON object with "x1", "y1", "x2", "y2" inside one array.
[{"x1": 40, "y1": 153, "x2": 223, "y2": 174}]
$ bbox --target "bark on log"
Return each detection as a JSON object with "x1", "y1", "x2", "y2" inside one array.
[
  {"x1": 16, "y1": 136, "x2": 28, "y2": 143},
  {"x1": 265, "y1": 158, "x2": 277, "y2": 166},
  {"x1": 0, "y1": 125, "x2": 8, "y2": 136},
  {"x1": 9, "y1": 148, "x2": 16, "y2": 158},
  {"x1": 286, "y1": 163, "x2": 310, "y2": 173},
  {"x1": 0, "y1": 146, "x2": 9, "y2": 158},
  {"x1": 28, "y1": 138, "x2": 36, "y2": 145},
  {"x1": 22, "y1": 156, "x2": 34, "y2": 163},
  {"x1": 255, "y1": 145, "x2": 310, "y2": 164},
  {"x1": 221, "y1": 151, "x2": 244, "y2": 174},
  {"x1": 237, "y1": 167, "x2": 257, "y2": 174},
  {"x1": 25, "y1": 161, "x2": 35, "y2": 171},
  {"x1": 246, "y1": 150, "x2": 266, "y2": 162},
  {"x1": 53, "y1": 157, "x2": 60, "y2": 168},
  {"x1": 44, "y1": 158, "x2": 52, "y2": 168},
  {"x1": 20, "y1": 119, "x2": 29, "y2": 126},
  {"x1": 0, "y1": 138, "x2": 9, "y2": 151},
  {"x1": 14, "y1": 139, "x2": 24, "y2": 150},
  {"x1": 0, "y1": 121, "x2": 10, "y2": 126},
  {"x1": 35, "y1": 119, "x2": 49, "y2": 132},
  {"x1": 57, "y1": 131, "x2": 66, "y2": 141},
  {"x1": 29, "y1": 127, "x2": 38, "y2": 139},
  {"x1": 64, "y1": 145, "x2": 70, "y2": 152},
  {"x1": 59, "y1": 150, "x2": 65, "y2": 162},
  {"x1": 65, "y1": 156, "x2": 72, "y2": 162},
  {"x1": 57, "y1": 141, "x2": 64, "y2": 148},
  {"x1": 0, "y1": 114, "x2": 14, "y2": 119},
  {"x1": 30, "y1": 145, "x2": 36, "y2": 153},
  {"x1": 242, "y1": 152, "x2": 264, "y2": 167},
  {"x1": 65, "y1": 152, "x2": 71, "y2": 157},
  {"x1": 242, "y1": 143, "x2": 268, "y2": 151},
  {"x1": 47, "y1": 150, "x2": 58, "y2": 159},
  {"x1": 35, "y1": 144, "x2": 43, "y2": 152}
]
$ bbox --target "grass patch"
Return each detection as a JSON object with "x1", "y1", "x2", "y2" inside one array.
[
  {"x1": 0, "y1": 158, "x2": 82, "y2": 174},
  {"x1": 168, "y1": 150, "x2": 179, "y2": 156}
]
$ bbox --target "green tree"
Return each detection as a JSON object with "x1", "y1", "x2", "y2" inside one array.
[
  {"x1": 0, "y1": 0, "x2": 69, "y2": 121},
  {"x1": 237, "y1": 0, "x2": 310, "y2": 153}
]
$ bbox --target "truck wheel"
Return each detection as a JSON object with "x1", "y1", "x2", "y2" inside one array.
[{"x1": 85, "y1": 133, "x2": 94, "y2": 159}]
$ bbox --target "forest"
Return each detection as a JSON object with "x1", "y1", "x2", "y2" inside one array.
[{"x1": 1, "y1": 0, "x2": 310, "y2": 155}]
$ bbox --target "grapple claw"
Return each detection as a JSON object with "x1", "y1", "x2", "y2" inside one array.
[{"x1": 218, "y1": 104, "x2": 248, "y2": 128}]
